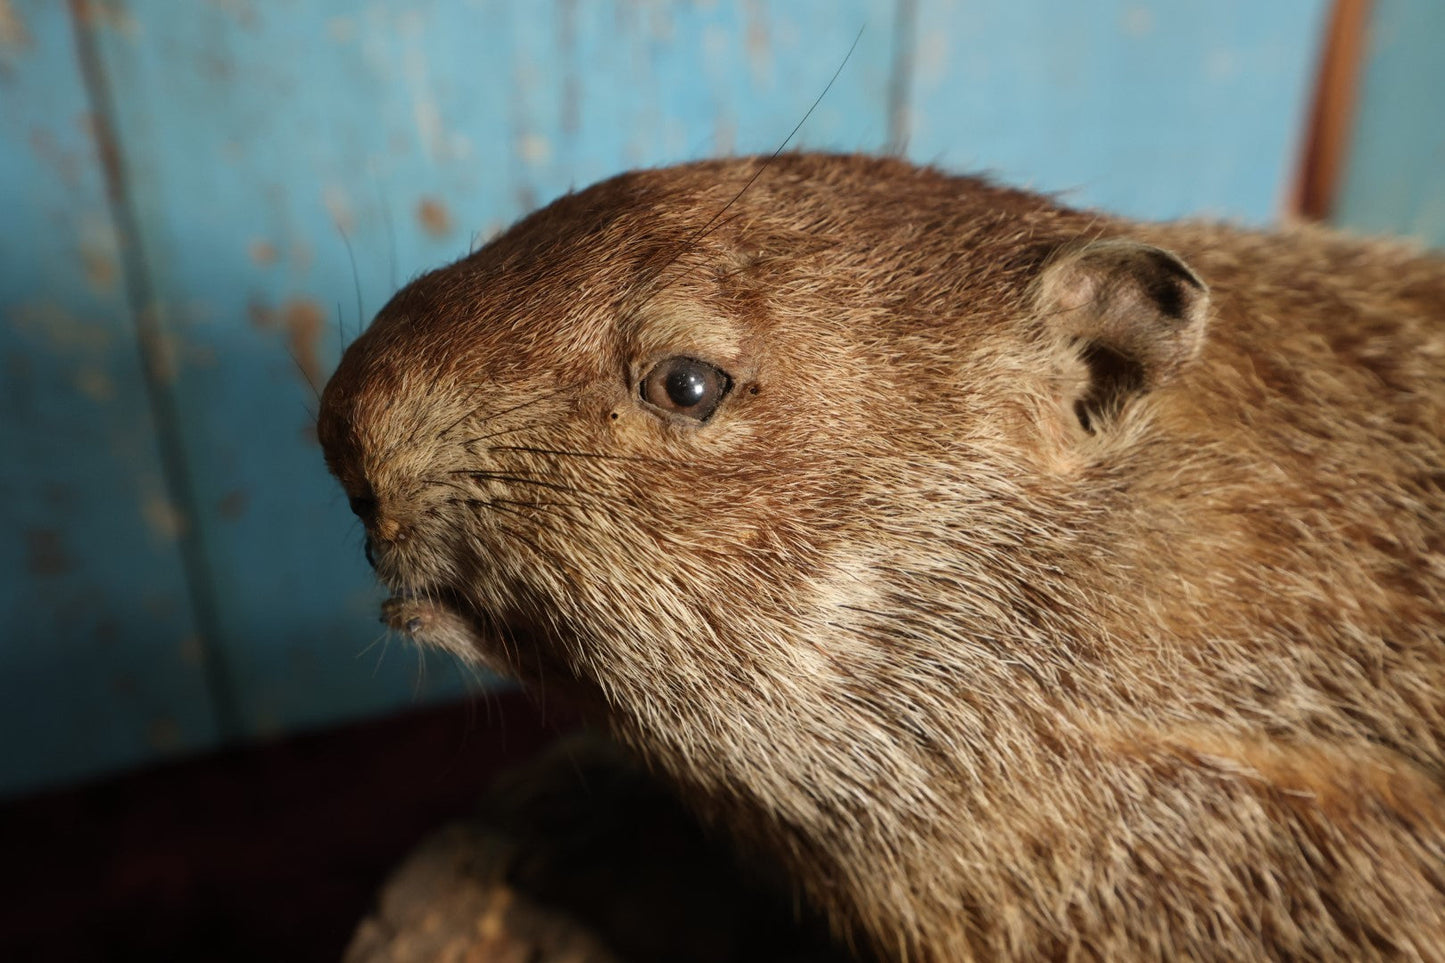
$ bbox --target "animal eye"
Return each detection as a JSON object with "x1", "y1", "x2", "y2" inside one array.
[{"x1": 640, "y1": 357, "x2": 731, "y2": 421}]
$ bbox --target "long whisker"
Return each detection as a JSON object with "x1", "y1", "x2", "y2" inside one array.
[
  {"x1": 418, "y1": 476, "x2": 485, "y2": 498},
  {"x1": 494, "y1": 497, "x2": 588, "y2": 511},
  {"x1": 685, "y1": 26, "x2": 863, "y2": 252},
  {"x1": 412, "y1": 643, "x2": 428, "y2": 699},
  {"x1": 633, "y1": 218, "x2": 749, "y2": 305},
  {"x1": 441, "y1": 385, "x2": 574, "y2": 443},
  {"x1": 461, "y1": 423, "x2": 532, "y2": 448},
  {"x1": 432, "y1": 380, "x2": 496, "y2": 441},
  {"x1": 372, "y1": 631, "x2": 393, "y2": 677},
  {"x1": 448, "y1": 495, "x2": 561, "y2": 523},
  {"x1": 337, "y1": 223, "x2": 366, "y2": 333},
  {"x1": 448, "y1": 495, "x2": 586, "y2": 514},
  {"x1": 450, "y1": 470, "x2": 581, "y2": 495},
  {"x1": 490, "y1": 444, "x2": 683, "y2": 466},
  {"x1": 375, "y1": 177, "x2": 398, "y2": 294},
  {"x1": 286, "y1": 344, "x2": 322, "y2": 409},
  {"x1": 633, "y1": 26, "x2": 865, "y2": 302},
  {"x1": 356, "y1": 629, "x2": 389, "y2": 661}
]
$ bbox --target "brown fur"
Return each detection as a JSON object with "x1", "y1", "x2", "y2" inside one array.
[{"x1": 319, "y1": 153, "x2": 1445, "y2": 961}]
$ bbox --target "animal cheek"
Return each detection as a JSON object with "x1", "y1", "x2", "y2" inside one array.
[
  {"x1": 373, "y1": 515, "x2": 406, "y2": 543},
  {"x1": 1027, "y1": 394, "x2": 1093, "y2": 476}
]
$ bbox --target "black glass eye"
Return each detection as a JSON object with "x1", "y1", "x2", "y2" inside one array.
[{"x1": 640, "y1": 357, "x2": 731, "y2": 422}]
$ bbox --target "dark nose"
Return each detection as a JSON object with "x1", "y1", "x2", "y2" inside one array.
[{"x1": 349, "y1": 494, "x2": 378, "y2": 526}]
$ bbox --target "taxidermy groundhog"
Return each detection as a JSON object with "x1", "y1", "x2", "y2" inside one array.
[{"x1": 320, "y1": 153, "x2": 1445, "y2": 961}]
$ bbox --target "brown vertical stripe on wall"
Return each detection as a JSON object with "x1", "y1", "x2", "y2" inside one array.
[{"x1": 1289, "y1": 0, "x2": 1373, "y2": 220}]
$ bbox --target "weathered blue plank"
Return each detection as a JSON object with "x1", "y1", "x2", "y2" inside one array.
[
  {"x1": 906, "y1": 0, "x2": 1330, "y2": 223},
  {"x1": 538, "y1": 0, "x2": 900, "y2": 187},
  {"x1": 1333, "y1": 0, "x2": 1445, "y2": 248},
  {"x1": 0, "y1": 0, "x2": 218, "y2": 796},
  {"x1": 82, "y1": 0, "x2": 899, "y2": 742}
]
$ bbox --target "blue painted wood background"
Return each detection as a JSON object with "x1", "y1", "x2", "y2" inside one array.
[
  {"x1": 4, "y1": 0, "x2": 1437, "y2": 798},
  {"x1": 1333, "y1": 0, "x2": 1445, "y2": 246}
]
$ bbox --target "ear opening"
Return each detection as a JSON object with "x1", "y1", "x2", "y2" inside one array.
[
  {"x1": 1036, "y1": 240, "x2": 1209, "y2": 436},
  {"x1": 1073, "y1": 341, "x2": 1146, "y2": 435}
]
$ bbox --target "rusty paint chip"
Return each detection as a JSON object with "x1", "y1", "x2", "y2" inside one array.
[
  {"x1": 248, "y1": 239, "x2": 280, "y2": 266},
  {"x1": 0, "y1": 0, "x2": 30, "y2": 53},
  {"x1": 25, "y1": 529, "x2": 73, "y2": 577},
  {"x1": 144, "y1": 495, "x2": 188, "y2": 540},
  {"x1": 283, "y1": 298, "x2": 326, "y2": 389},
  {"x1": 417, "y1": 197, "x2": 453, "y2": 239},
  {"x1": 217, "y1": 489, "x2": 249, "y2": 519}
]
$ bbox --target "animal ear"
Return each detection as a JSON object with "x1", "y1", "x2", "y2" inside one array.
[{"x1": 1034, "y1": 240, "x2": 1209, "y2": 434}]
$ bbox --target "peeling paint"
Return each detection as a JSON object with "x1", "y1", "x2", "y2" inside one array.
[
  {"x1": 73, "y1": 364, "x2": 116, "y2": 402},
  {"x1": 196, "y1": 49, "x2": 234, "y2": 82},
  {"x1": 28, "y1": 127, "x2": 81, "y2": 189},
  {"x1": 253, "y1": 709, "x2": 283, "y2": 739},
  {"x1": 142, "y1": 592, "x2": 178, "y2": 619},
  {"x1": 744, "y1": 0, "x2": 772, "y2": 86},
  {"x1": 82, "y1": 84, "x2": 127, "y2": 219},
  {"x1": 144, "y1": 495, "x2": 187, "y2": 540},
  {"x1": 560, "y1": 78, "x2": 580, "y2": 138},
  {"x1": 25, "y1": 529, "x2": 72, "y2": 577},
  {"x1": 449, "y1": 131, "x2": 474, "y2": 159},
  {"x1": 290, "y1": 241, "x2": 314, "y2": 273},
  {"x1": 8, "y1": 300, "x2": 110, "y2": 353},
  {"x1": 518, "y1": 132, "x2": 552, "y2": 165},
  {"x1": 702, "y1": 23, "x2": 729, "y2": 71},
  {"x1": 248, "y1": 239, "x2": 279, "y2": 266},
  {"x1": 412, "y1": 97, "x2": 444, "y2": 160},
  {"x1": 557, "y1": 0, "x2": 579, "y2": 137},
  {"x1": 81, "y1": 243, "x2": 117, "y2": 291},
  {"x1": 187, "y1": 343, "x2": 217, "y2": 368},
  {"x1": 249, "y1": 295, "x2": 326, "y2": 384},
  {"x1": 0, "y1": 0, "x2": 29, "y2": 55},
  {"x1": 347, "y1": 585, "x2": 386, "y2": 618},
  {"x1": 247, "y1": 296, "x2": 276, "y2": 329},
  {"x1": 327, "y1": 16, "x2": 356, "y2": 43},
  {"x1": 917, "y1": 31, "x2": 948, "y2": 86},
  {"x1": 83, "y1": 1, "x2": 140, "y2": 37},
  {"x1": 2, "y1": 349, "x2": 32, "y2": 413},
  {"x1": 416, "y1": 197, "x2": 452, "y2": 238},
  {"x1": 401, "y1": 9, "x2": 448, "y2": 161},
  {"x1": 1122, "y1": 7, "x2": 1155, "y2": 38},
  {"x1": 42, "y1": 482, "x2": 76, "y2": 508},
  {"x1": 141, "y1": 315, "x2": 179, "y2": 385},
  {"x1": 216, "y1": 489, "x2": 249, "y2": 520},
  {"x1": 515, "y1": 182, "x2": 537, "y2": 215},
  {"x1": 714, "y1": 116, "x2": 736, "y2": 156},
  {"x1": 282, "y1": 298, "x2": 325, "y2": 388},
  {"x1": 322, "y1": 184, "x2": 355, "y2": 234},
  {"x1": 249, "y1": 294, "x2": 324, "y2": 391},
  {"x1": 206, "y1": 0, "x2": 258, "y2": 30},
  {"x1": 147, "y1": 716, "x2": 182, "y2": 750},
  {"x1": 178, "y1": 634, "x2": 205, "y2": 666},
  {"x1": 1207, "y1": 48, "x2": 1239, "y2": 81}
]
